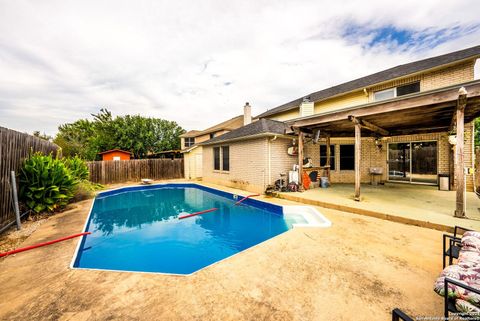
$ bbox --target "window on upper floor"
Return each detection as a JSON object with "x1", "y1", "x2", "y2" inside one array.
[
  {"x1": 184, "y1": 137, "x2": 195, "y2": 147},
  {"x1": 374, "y1": 81, "x2": 420, "y2": 101},
  {"x1": 210, "y1": 133, "x2": 215, "y2": 139}
]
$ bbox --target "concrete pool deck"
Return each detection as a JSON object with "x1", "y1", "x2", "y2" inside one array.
[
  {"x1": 278, "y1": 183, "x2": 480, "y2": 232},
  {"x1": 0, "y1": 182, "x2": 455, "y2": 320}
]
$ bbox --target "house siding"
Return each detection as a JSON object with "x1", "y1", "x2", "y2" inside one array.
[
  {"x1": 202, "y1": 137, "x2": 296, "y2": 193},
  {"x1": 264, "y1": 60, "x2": 476, "y2": 122},
  {"x1": 303, "y1": 125, "x2": 474, "y2": 191}
]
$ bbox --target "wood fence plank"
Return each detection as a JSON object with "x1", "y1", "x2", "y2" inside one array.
[{"x1": 87, "y1": 159, "x2": 184, "y2": 184}]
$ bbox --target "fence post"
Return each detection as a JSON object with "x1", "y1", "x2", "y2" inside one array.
[{"x1": 10, "y1": 171, "x2": 21, "y2": 230}]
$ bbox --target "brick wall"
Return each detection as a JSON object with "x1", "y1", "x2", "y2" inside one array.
[
  {"x1": 421, "y1": 61, "x2": 475, "y2": 91},
  {"x1": 264, "y1": 60, "x2": 476, "y2": 123},
  {"x1": 303, "y1": 126, "x2": 474, "y2": 190},
  {"x1": 203, "y1": 138, "x2": 268, "y2": 193},
  {"x1": 202, "y1": 137, "x2": 297, "y2": 193}
]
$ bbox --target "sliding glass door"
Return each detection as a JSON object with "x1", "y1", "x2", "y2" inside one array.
[
  {"x1": 388, "y1": 141, "x2": 437, "y2": 185},
  {"x1": 388, "y1": 143, "x2": 411, "y2": 182}
]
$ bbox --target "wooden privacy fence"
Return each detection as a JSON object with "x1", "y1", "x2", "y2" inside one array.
[
  {"x1": 87, "y1": 159, "x2": 184, "y2": 184},
  {"x1": 0, "y1": 126, "x2": 60, "y2": 230}
]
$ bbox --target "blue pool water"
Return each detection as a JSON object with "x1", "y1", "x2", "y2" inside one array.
[{"x1": 72, "y1": 184, "x2": 292, "y2": 275}]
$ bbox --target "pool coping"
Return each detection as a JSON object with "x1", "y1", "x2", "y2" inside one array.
[{"x1": 69, "y1": 182, "x2": 331, "y2": 276}]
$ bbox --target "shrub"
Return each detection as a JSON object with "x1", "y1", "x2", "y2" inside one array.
[
  {"x1": 63, "y1": 156, "x2": 89, "y2": 180},
  {"x1": 19, "y1": 153, "x2": 78, "y2": 213},
  {"x1": 72, "y1": 180, "x2": 103, "y2": 202}
]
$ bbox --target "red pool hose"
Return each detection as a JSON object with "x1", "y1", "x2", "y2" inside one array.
[
  {"x1": 0, "y1": 232, "x2": 91, "y2": 258},
  {"x1": 178, "y1": 208, "x2": 218, "y2": 219},
  {"x1": 234, "y1": 194, "x2": 260, "y2": 205}
]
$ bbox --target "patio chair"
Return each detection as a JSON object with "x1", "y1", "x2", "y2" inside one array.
[
  {"x1": 391, "y1": 308, "x2": 413, "y2": 321},
  {"x1": 444, "y1": 277, "x2": 480, "y2": 320},
  {"x1": 443, "y1": 225, "x2": 472, "y2": 268}
]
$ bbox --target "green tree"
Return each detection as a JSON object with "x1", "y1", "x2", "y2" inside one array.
[
  {"x1": 33, "y1": 131, "x2": 53, "y2": 141},
  {"x1": 54, "y1": 119, "x2": 97, "y2": 159},
  {"x1": 54, "y1": 109, "x2": 185, "y2": 160}
]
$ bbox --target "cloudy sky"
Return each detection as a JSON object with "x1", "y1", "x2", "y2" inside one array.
[{"x1": 1, "y1": 0, "x2": 480, "y2": 135}]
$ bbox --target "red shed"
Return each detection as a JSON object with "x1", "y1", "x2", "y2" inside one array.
[{"x1": 98, "y1": 149, "x2": 133, "y2": 161}]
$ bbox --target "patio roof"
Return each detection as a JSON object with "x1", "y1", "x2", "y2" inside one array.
[{"x1": 287, "y1": 80, "x2": 480, "y2": 136}]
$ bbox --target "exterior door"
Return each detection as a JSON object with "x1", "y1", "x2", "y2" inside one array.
[
  {"x1": 388, "y1": 143, "x2": 411, "y2": 182},
  {"x1": 411, "y1": 141, "x2": 437, "y2": 184},
  {"x1": 387, "y1": 141, "x2": 437, "y2": 185}
]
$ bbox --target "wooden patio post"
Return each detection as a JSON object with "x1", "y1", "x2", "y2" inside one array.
[
  {"x1": 354, "y1": 123, "x2": 361, "y2": 201},
  {"x1": 325, "y1": 134, "x2": 331, "y2": 182},
  {"x1": 298, "y1": 131, "x2": 304, "y2": 191},
  {"x1": 454, "y1": 87, "x2": 468, "y2": 218}
]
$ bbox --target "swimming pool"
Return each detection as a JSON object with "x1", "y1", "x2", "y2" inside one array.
[{"x1": 71, "y1": 183, "x2": 330, "y2": 275}]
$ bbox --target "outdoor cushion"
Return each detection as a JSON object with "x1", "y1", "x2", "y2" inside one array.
[
  {"x1": 461, "y1": 232, "x2": 480, "y2": 253},
  {"x1": 456, "y1": 299, "x2": 480, "y2": 314},
  {"x1": 434, "y1": 257, "x2": 480, "y2": 308},
  {"x1": 458, "y1": 250, "x2": 480, "y2": 268}
]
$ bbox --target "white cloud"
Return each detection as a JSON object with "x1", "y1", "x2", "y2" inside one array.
[{"x1": 0, "y1": 0, "x2": 479, "y2": 135}]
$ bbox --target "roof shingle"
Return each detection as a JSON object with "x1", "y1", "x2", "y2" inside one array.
[
  {"x1": 257, "y1": 45, "x2": 480, "y2": 118},
  {"x1": 200, "y1": 119, "x2": 288, "y2": 145}
]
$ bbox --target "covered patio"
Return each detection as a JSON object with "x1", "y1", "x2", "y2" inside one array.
[
  {"x1": 278, "y1": 183, "x2": 480, "y2": 231},
  {"x1": 290, "y1": 80, "x2": 480, "y2": 219}
]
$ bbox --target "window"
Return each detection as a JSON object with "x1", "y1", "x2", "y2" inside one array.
[
  {"x1": 397, "y1": 82, "x2": 420, "y2": 96},
  {"x1": 113, "y1": 156, "x2": 121, "y2": 161},
  {"x1": 374, "y1": 88, "x2": 395, "y2": 101},
  {"x1": 213, "y1": 146, "x2": 230, "y2": 171},
  {"x1": 340, "y1": 145, "x2": 355, "y2": 170},
  {"x1": 210, "y1": 133, "x2": 215, "y2": 139},
  {"x1": 221, "y1": 146, "x2": 229, "y2": 171},
  {"x1": 374, "y1": 82, "x2": 420, "y2": 101},
  {"x1": 184, "y1": 137, "x2": 195, "y2": 147},
  {"x1": 319, "y1": 145, "x2": 335, "y2": 170},
  {"x1": 213, "y1": 147, "x2": 220, "y2": 170}
]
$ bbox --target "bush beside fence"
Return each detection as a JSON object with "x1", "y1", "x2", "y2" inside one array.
[
  {"x1": 0, "y1": 127, "x2": 60, "y2": 230},
  {"x1": 87, "y1": 159, "x2": 184, "y2": 184}
]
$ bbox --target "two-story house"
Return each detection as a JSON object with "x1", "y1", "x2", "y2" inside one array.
[
  {"x1": 180, "y1": 107, "x2": 251, "y2": 179},
  {"x1": 200, "y1": 45, "x2": 480, "y2": 216}
]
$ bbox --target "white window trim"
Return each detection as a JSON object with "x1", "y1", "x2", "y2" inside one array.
[
  {"x1": 213, "y1": 145, "x2": 230, "y2": 173},
  {"x1": 374, "y1": 87, "x2": 397, "y2": 101},
  {"x1": 374, "y1": 82, "x2": 420, "y2": 101}
]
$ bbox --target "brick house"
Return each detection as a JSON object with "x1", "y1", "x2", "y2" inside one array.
[
  {"x1": 180, "y1": 114, "x2": 246, "y2": 179},
  {"x1": 200, "y1": 45, "x2": 480, "y2": 217}
]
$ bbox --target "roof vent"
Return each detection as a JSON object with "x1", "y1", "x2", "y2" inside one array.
[{"x1": 300, "y1": 97, "x2": 314, "y2": 117}]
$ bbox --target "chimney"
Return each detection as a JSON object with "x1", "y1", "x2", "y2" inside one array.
[{"x1": 243, "y1": 102, "x2": 252, "y2": 125}]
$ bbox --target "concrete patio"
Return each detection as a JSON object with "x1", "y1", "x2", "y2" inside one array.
[
  {"x1": 0, "y1": 182, "x2": 450, "y2": 320},
  {"x1": 278, "y1": 183, "x2": 480, "y2": 231}
]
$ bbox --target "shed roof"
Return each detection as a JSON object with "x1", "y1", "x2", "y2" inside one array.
[
  {"x1": 97, "y1": 149, "x2": 133, "y2": 155},
  {"x1": 257, "y1": 45, "x2": 480, "y2": 118}
]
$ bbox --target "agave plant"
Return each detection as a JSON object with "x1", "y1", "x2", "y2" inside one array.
[
  {"x1": 19, "y1": 153, "x2": 78, "y2": 213},
  {"x1": 63, "y1": 155, "x2": 89, "y2": 180}
]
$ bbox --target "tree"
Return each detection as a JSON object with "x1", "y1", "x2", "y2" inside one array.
[
  {"x1": 54, "y1": 119, "x2": 97, "y2": 159},
  {"x1": 33, "y1": 131, "x2": 53, "y2": 141},
  {"x1": 54, "y1": 109, "x2": 185, "y2": 160}
]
